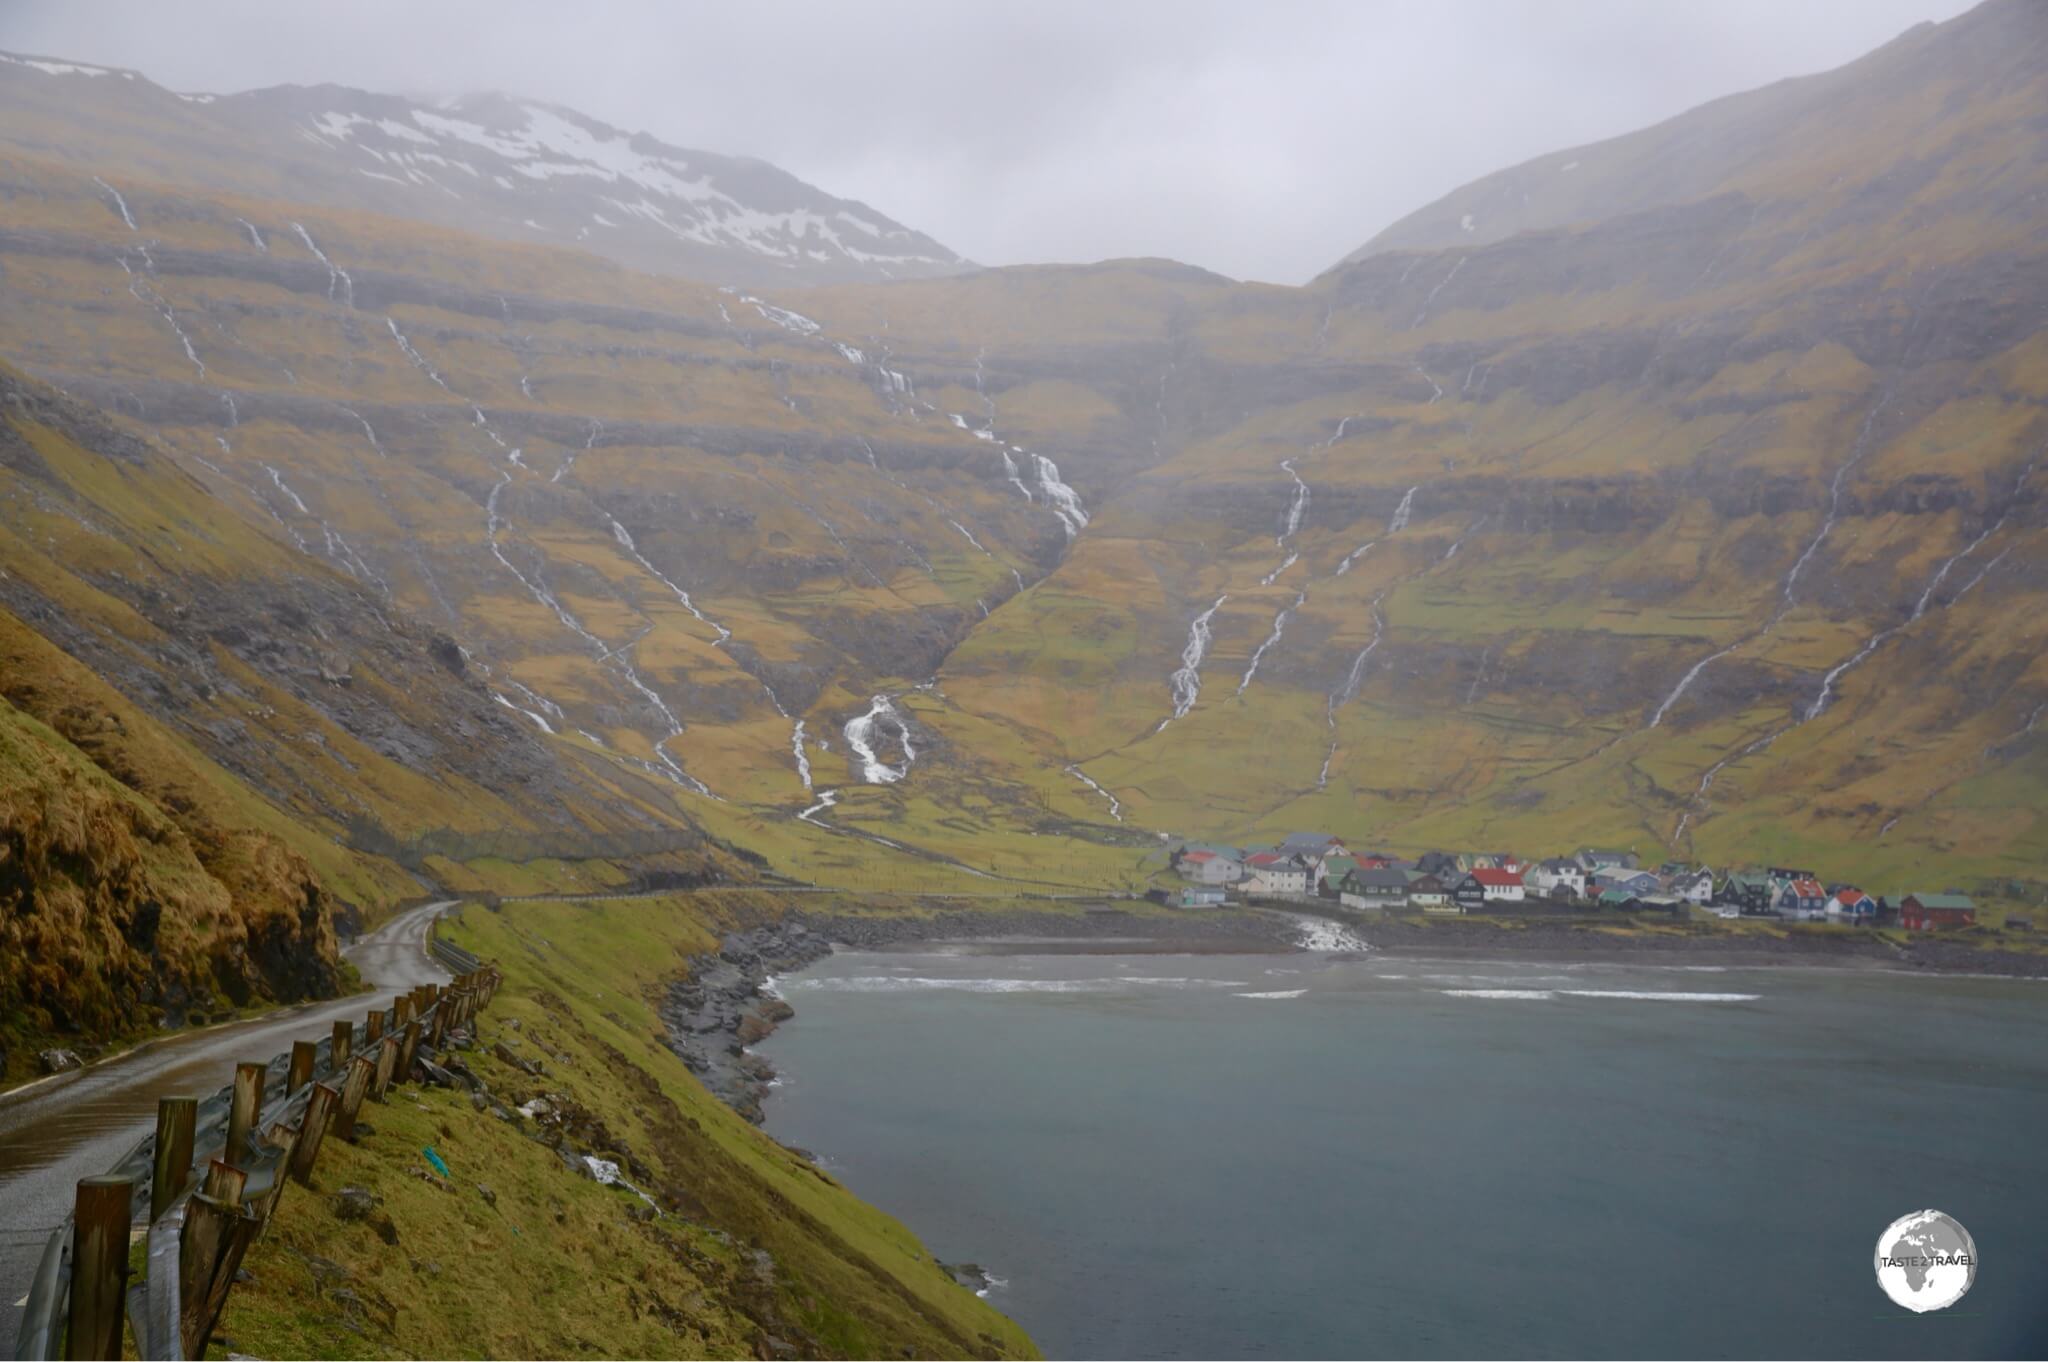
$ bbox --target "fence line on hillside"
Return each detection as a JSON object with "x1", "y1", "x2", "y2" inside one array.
[{"x1": 12, "y1": 953, "x2": 500, "y2": 1361}]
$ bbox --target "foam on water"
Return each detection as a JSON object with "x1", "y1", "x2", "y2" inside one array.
[
  {"x1": 786, "y1": 975, "x2": 1248, "y2": 995},
  {"x1": 1234, "y1": 989, "x2": 1308, "y2": 1000},
  {"x1": 1442, "y1": 988, "x2": 1760, "y2": 1002}
]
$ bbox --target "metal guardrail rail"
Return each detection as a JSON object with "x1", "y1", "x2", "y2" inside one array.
[{"x1": 11, "y1": 958, "x2": 501, "y2": 1361}]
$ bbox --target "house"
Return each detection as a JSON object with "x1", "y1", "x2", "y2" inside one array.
[
  {"x1": 1664, "y1": 868, "x2": 1717, "y2": 905},
  {"x1": 1242, "y1": 852, "x2": 1312, "y2": 897},
  {"x1": 1470, "y1": 867, "x2": 1526, "y2": 904},
  {"x1": 1635, "y1": 893, "x2": 1687, "y2": 918},
  {"x1": 1175, "y1": 843, "x2": 1244, "y2": 881},
  {"x1": 1414, "y1": 851, "x2": 1462, "y2": 879},
  {"x1": 1827, "y1": 888, "x2": 1878, "y2": 923},
  {"x1": 1404, "y1": 871, "x2": 1450, "y2": 911},
  {"x1": 1317, "y1": 855, "x2": 1360, "y2": 895},
  {"x1": 1593, "y1": 869, "x2": 1658, "y2": 897},
  {"x1": 1719, "y1": 872, "x2": 1775, "y2": 915},
  {"x1": 1339, "y1": 867, "x2": 1411, "y2": 911},
  {"x1": 1775, "y1": 877, "x2": 1828, "y2": 920},
  {"x1": 1154, "y1": 884, "x2": 1228, "y2": 908},
  {"x1": 1178, "y1": 849, "x2": 1245, "y2": 885},
  {"x1": 1577, "y1": 848, "x2": 1638, "y2": 873},
  {"x1": 1527, "y1": 857, "x2": 1587, "y2": 899},
  {"x1": 1353, "y1": 852, "x2": 1398, "y2": 871},
  {"x1": 1450, "y1": 874, "x2": 1490, "y2": 913},
  {"x1": 1597, "y1": 888, "x2": 1641, "y2": 911},
  {"x1": 1900, "y1": 893, "x2": 1976, "y2": 931},
  {"x1": 1278, "y1": 832, "x2": 1348, "y2": 867}
]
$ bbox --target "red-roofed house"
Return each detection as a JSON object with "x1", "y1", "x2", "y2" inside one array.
[
  {"x1": 1828, "y1": 888, "x2": 1878, "y2": 922},
  {"x1": 1474, "y1": 872, "x2": 1523, "y2": 901},
  {"x1": 1776, "y1": 877, "x2": 1827, "y2": 920}
]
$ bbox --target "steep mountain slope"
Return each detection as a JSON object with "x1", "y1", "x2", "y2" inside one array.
[
  {"x1": 0, "y1": 0, "x2": 2042, "y2": 908},
  {"x1": 0, "y1": 608, "x2": 349, "y2": 1078},
  {"x1": 0, "y1": 51, "x2": 967, "y2": 287},
  {"x1": 1341, "y1": 0, "x2": 2044, "y2": 259}
]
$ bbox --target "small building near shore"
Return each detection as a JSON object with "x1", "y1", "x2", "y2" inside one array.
[
  {"x1": 1901, "y1": 893, "x2": 1977, "y2": 931},
  {"x1": 1340, "y1": 866, "x2": 1411, "y2": 911},
  {"x1": 1405, "y1": 871, "x2": 1451, "y2": 910}
]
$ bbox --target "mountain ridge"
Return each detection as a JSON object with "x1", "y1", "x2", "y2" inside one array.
[{"x1": 0, "y1": 47, "x2": 970, "y2": 288}]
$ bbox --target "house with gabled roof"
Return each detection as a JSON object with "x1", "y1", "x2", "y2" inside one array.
[
  {"x1": 1719, "y1": 871, "x2": 1774, "y2": 915},
  {"x1": 1414, "y1": 851, "x2": 1462, "y2": 879},
  {"x1": 1828, "y1": 888, "x2": 1878, "y2": 923},
  {"x1": 1462, "y1": 867, "x2": 1526, "y2": 906},
  {"x1": 1577, "y1": 848, "x2": 1638, "y2": 873},
  {"x1": 1404, "y1": 871, "x2": 1450, "y2": 911},
  {"x1": 1775, "y1": 877, "x2": 1828, "y2": 920},
  {"x1": 1527, "y1": 857, "x2": 1587, "y2": 899},
  {"x1": 1339, "y1": 866, "x2": 1411, "y2": 910},
  {"x1": 1901, "y1": 893, "x2": 1976, "y2": 931},
  {"x1": 1664, "y1": 867, "x2": 1716, "y2": 905},
  {"x1": 1242, "y1": 852, "x2": 1313, "y2": 897},
  {"x1": 1178, "y1": 848, "x2": 1245, "y2": 885}
]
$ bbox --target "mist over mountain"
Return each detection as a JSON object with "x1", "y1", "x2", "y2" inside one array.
[
  {"x1": 0, "y1": 50, "x2": 969, "y2": 286},
  {"x1": 1, "y1": 5, "x2": 2045, "y2": 1351}
]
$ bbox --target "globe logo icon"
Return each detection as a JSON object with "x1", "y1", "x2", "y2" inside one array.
[{"x1": 1874, "y1": 1210, "x2": 1976, "y2": 1313}]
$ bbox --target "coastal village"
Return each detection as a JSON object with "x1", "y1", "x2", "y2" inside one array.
[{"x1": 1161, "y1": 834, "x2": 2010, "y2": 932}]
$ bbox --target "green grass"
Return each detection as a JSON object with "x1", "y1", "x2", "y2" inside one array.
[{"x1": 221, "y1": 893, "x2": 1036, "y2": 1359}]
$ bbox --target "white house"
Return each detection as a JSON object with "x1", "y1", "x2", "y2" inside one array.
[
  {"x1": 1470, "y1": 868, "x2": 1527, "y2": 904},
  {"x1": 1179, "y1": 850, "x2": 1245, "y2": 885},
  {"x1": 1242, "y1": 853, "x2": 1312, "y2": 896},
  {"x1": 1665, "y1": 868, "x2": 1716, "y2": 905},
  {"x1": 1527, "y1": 857, "x2": 1586, "y2": 898}
]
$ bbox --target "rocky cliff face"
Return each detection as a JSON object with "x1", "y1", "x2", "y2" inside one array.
[{"x1": 0, "y1": 614, "x2": 344, "y2": 1077}]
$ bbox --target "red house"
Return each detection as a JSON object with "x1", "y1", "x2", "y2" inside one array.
[{"x1": 1900, "y1": 893, "x2": 1976, "y2": 931}]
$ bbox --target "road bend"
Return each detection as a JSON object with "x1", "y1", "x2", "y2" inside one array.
[{"x1": 0, "y1": 900, "x2": 453, "y2": 1336}]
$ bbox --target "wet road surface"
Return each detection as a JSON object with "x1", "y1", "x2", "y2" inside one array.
[{"x1": 0, "y1": 901, "x2": 453, "y2": 1337}]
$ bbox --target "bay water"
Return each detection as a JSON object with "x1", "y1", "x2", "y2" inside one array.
[{"x1": 757, "y1": 946, "x2": 2048, "y2": 1359}]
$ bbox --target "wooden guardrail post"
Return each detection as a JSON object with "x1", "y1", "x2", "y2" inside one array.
[
  {"x1": 332, "y1": 1020, "x2": 353, "y2": 1067},
  {"x1": 288, "y1": 1084, "x2": 339, "y2": 1184},
  {"x1": 336, "y1": 1056, "x2": 375, "y2": 1139},
  {"x1": 371, "y1": 1034, "x2": 400, "y2": 1100},
  {"x1": 365, "y1": 1008, "x2": 385, "y2": 1044},
  {"x1": 150, "y1": 1096, "x2": 198, "y2": 1222},
  {"x1": 430, "y1": 996, "x2": 452, "y2": 1049},
  {"x1": 395, "y1": 994, "x2": 415, "y2": 1027},
  {"x1": 179, "y1": 1193, "x2": 258, "y2": 1358},
  {"x1": 227, "y1": 1062, "x2": 265, "y2": 1159},
  {"x1": 65, "y1": 1176, "x2": 131, "y2": 1361},
  {"x1": 398, "y1": 1020, "x2": 423, "y2": 1079},
  {"x1": 287, "y1": 1040, "x2": 317, "y2": 1093},
  {"x1": 201, "y1": 1159, "x2": 247, "y2": 1208}
]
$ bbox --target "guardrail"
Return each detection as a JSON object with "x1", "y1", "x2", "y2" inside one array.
[{"x1": 12, "y1": 965, "x2": 500, "y2": 1360}]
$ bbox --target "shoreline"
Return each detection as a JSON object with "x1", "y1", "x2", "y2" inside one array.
[{"x1": 656, "y1": 903, "x2": 2048, "y2": 1123}]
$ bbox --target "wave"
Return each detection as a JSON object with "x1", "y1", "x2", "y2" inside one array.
[
  {"x1": 1441, "y1": 988, "x2": 1759, "y2": 1002},
  {"x1": 787, "y1": 975, "x2": 1249, "y2": 995},
  {"x1": 1234, "y1": 989, "x2": 1307, "y2": 999},
  {"x1": 1561, "y1": 989, "x2": 1759, "y2": 1002}
]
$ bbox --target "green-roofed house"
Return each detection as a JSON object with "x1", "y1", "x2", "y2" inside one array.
[
  {"x1": 1717, "y1": 872, "x2": 1774, "y2": 916},
  {"x1": 1901, "y1": 893, "x2": 1976, "y2": 931}
]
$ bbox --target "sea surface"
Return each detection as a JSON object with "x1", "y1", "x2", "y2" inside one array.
[{"x1": 756, "y1": 944, "x2": 2048, "y2": 1359}]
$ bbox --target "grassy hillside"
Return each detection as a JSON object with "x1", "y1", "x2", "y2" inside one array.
[
  {"x1": 219, "y1": 893, "x2": 1036, "y2": 1359},
  {"x1": 0, "y1": 0, "x2": 2042, "y2": 914}
]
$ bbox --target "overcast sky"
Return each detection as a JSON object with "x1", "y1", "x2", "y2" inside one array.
[{"x1": 0, "y1": 0, "x2": 1979, "y2": 283}]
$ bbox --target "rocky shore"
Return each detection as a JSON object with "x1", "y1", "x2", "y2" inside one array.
[
  {"x1": 656, "y1": 921, "x2": 832, "y2": 1124},
  {"x1": 658, "y1": 907, "x2": 1304, "y2": 1123}
]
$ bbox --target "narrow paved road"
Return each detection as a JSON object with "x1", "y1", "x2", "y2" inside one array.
[{"x1": 0, "y1": 901, "x2": 453, "y2": 1338}]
